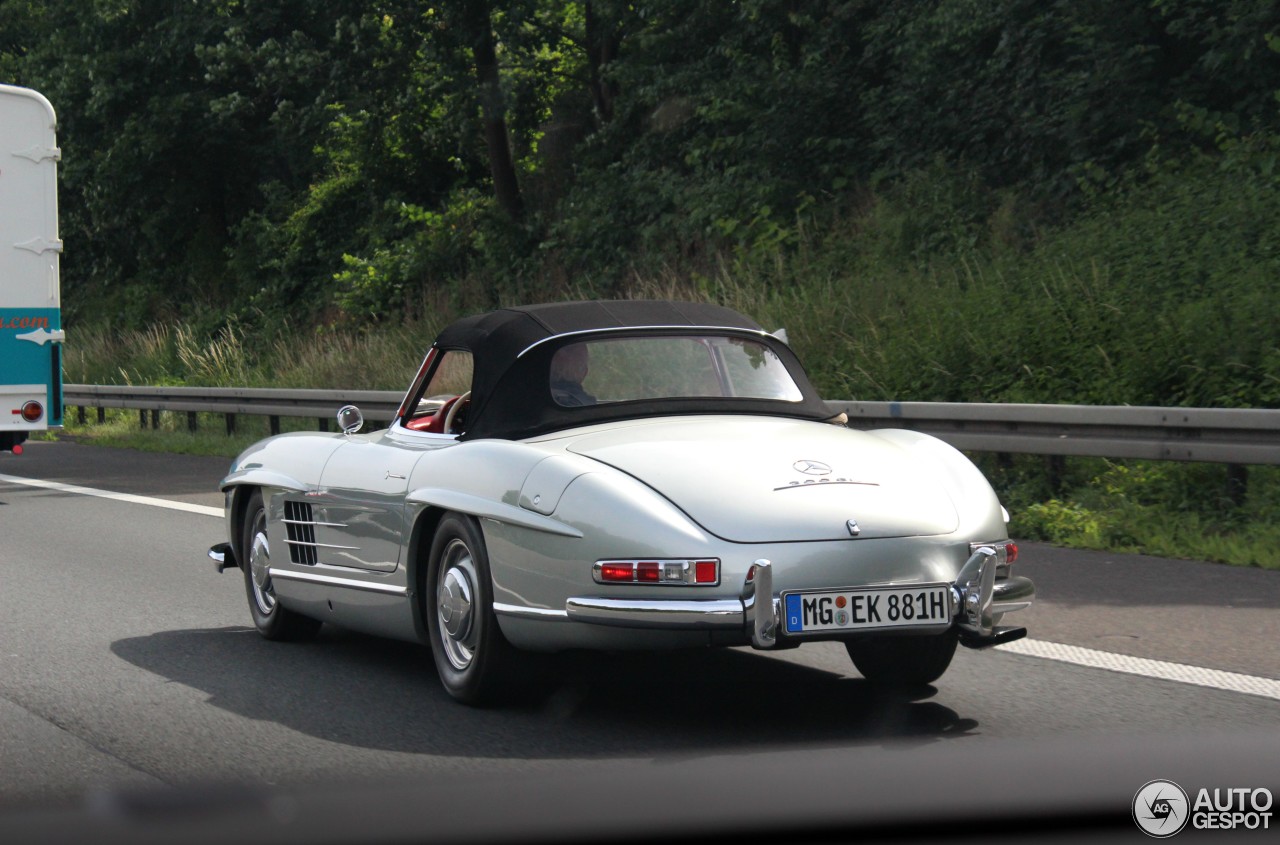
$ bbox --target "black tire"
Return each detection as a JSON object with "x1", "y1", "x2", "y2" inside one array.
[
  {"x1": 425, "y1": 513, "x2": 522, "y2": 705},
  {"x1": 241, "y1": 490, "x2": 322, "y2": 641},
  {"x1": 845, "y1": 629, "x2": 959, "y2": 688}
]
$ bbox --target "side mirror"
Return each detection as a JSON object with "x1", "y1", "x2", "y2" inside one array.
[{"x1": 336, "y1": 405, "x2": 364, "y2": 435}]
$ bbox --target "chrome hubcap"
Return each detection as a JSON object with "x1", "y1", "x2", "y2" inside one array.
[
  {"x1": 436, "y1": 539, "x2": 478, "y2": 671},
  {"x1": 249, "y1": 522, "x2": 276, "y2": 615},
  {"x1": 439, "y1": 568, "x2": 473, "y2": 639}
]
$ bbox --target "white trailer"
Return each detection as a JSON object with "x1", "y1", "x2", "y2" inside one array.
[{"x1": 0, "y1": 83, "x2": 63, "y2": 454}]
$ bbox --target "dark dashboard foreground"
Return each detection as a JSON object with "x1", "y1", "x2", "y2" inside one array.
[{"x1": 4, "y1": 729, "x2": 1276, "y2": 844}]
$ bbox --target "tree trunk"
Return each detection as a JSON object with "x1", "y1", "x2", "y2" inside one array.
[
  {"x1": 462, "y1": 0, "x2": 524, "y2": 220},
  {"x1": 584, "y1": 1, "x2": 619, "y2": 125}
]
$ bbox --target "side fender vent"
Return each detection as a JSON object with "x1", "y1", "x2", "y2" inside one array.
[{"x1": 283, "y1": 500, "x2": 319, "y2": 565}]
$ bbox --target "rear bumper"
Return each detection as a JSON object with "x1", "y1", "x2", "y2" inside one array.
[
  {"x1": 564, "y1": 547, "x2": 1035, "y2": 649},
  {"x1": 565, "y1": 597, "x2": 744, "y2": 629}
]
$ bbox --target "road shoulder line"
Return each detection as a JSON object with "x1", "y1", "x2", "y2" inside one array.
[
  {"x1": 998, "y1": 638, "x2": 1280, "y2": 701},
  {"x1": 0, "y1": 473, "x2": 223, "y2": 518}
]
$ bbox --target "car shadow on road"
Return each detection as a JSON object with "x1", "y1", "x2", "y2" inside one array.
[{"x1": 111, "y1": 625, "x2": 979, "y2": 759}]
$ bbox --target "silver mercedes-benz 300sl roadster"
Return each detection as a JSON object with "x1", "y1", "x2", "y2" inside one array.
[{"x1": 209, "y1": 300, "x2": 1034, "y2": 704}]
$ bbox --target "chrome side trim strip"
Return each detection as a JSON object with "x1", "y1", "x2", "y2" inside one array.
[
  {"x1": 493, "y1": 602, "x2": 570, "y2": 621},
  {"x1": 282, "y1": 539, "x2": 360, "y2": 551},
  {"x1": 281, "y1": 518, "x2": 346, "y2": 528},
  {"x1": 268, "y1": 567, "x2": 407, "y2": 596},
  {"x1": 565, "y1": 596, "x2": 744, "y2": 630}
]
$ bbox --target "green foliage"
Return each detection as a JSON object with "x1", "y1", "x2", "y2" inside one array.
[
  {"x1": 5, "y1": 1, "x2": 1279, "y2": 329},
  {"x1": 333, "y1": 191, "x2": 531, "y2": 322},
  {"x1": 1005, "y1": 460, "x2": 1280, "y2": 569}
]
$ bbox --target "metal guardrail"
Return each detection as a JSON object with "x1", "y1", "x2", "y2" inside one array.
[
  {"x1": 63, "y1": 384, "x2": 1280, "y2": 466},
  {"x1": 827, "y1": 401, "x2": 1280, "y2": 466},
  {"x1": 64, "y1": 384, "x2": 403, "y2": 435}
]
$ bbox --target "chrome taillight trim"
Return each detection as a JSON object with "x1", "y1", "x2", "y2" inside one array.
[
  {"x1": 969, "y1": 540, "x2": 1016, "y2": 566},
  {"x1": 592, "y1": 558, "x2": 720, "y2": 586}
]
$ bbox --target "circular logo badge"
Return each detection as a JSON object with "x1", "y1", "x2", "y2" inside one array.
[
  {"x1": 1133, "y1": 780, "x2": 1190, "y2": 838},
  {"x1": 793, "y1": 460, "x2": 831, "y2": 476}
]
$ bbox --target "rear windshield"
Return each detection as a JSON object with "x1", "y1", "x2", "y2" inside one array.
[{"x1": 550, "y1": 336, "x2": 803, "y2": 408}]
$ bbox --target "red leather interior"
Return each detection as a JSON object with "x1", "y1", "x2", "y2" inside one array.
[{"x1": 403, "y1": 395, "x2": 458, "y2": 433}]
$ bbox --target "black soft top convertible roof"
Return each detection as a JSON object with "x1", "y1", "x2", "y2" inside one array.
[{"x1": 427, "y1": 300, "x2": 833, "y2": 440}]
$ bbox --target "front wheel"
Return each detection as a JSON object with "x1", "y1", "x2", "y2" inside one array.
[
  {"x1": 425, "y1": 513, "x2": 522, "y2": 705},
  {"x1": 845, "y1": 629, "x2": 958, "y2": 689},
  {"x1": 241, "y1": 490, "x2": 322, "y2": 641}
]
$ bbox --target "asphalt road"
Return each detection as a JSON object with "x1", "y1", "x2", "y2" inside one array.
[{"x1": 1, "y1": 439, "x2": 1278, "y2": 843}]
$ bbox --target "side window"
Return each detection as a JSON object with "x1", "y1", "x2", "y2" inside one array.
[
  {"x1": 424, "y1": 350, "x2": 473, "y2": 398},
  {"x1": 404, "y1": 350, "x2": 474, "y2": 432}
]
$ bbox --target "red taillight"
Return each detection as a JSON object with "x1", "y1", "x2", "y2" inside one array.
[
  {"x1": 599, "y1": 563, "x2": 635, "y2": 582},
  {"x1": 1005, "y1": 542, "x2": 1019, "y2": 564},
  {"x1": 594, "y1": 558, "x2": 720, "y2": 586},
  {"x1": 20, "y1": 401, "x2": 43, "y2": 423}
]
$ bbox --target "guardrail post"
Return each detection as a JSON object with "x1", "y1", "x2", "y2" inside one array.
[
  {"x1": 138, "y1": 410, "x2": 147, "y2": 430},
  {"x1": 150, "y1": 410, "x2": 160, "y2": 430},
  {"x1": 1046, "y1": 454, "x2": 1066, "y2": 495},
  {"x1": 187, "y1": 411, "x2": 198, "y2": 433},
  {"x1": 319, "y1": 418, "x2": 328, "y2": 432},
  {"x1": 269, "y1": 416, "x2": 280, "y2": 436},
  {"x1": 77, "y1": 406, "x2": 85, "y2": 424},
  {"x1": 225, "y1": 413, "x2": 236, "y2": 436},
  {"x1": 1226, "y1": 464, "x2": 1248, "y2": 508},
  {"x1": 97, "y1": 407, "x2": 105, "y2": 424}
]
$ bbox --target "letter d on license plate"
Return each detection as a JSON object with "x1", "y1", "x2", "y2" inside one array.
[{"x1": 782, "y1": 584, "x2": 952, "y2": 635}]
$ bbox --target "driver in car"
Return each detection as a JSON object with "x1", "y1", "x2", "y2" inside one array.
[{"x1": 550, "y1": 343, "x2": 596, "y2": 406}]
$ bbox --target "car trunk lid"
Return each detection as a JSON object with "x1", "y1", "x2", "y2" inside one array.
[{"x1": 563, "y1": 416, "x2": 959, "y2": 542}]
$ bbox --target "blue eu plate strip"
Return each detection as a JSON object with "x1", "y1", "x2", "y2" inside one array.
[{"x1": 784, "y1": 594, "x2": 803, "y2": 633}]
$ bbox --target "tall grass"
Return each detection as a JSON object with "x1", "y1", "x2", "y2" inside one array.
[{"x1": 65, "y1": 320, "x2": 440, "y2": 390}]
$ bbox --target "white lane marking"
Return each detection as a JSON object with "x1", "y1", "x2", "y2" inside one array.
[
  {"x1": 998, "y1": 638, "x2": 1280, "y2": 702},
  {"x1": 0, "y1": 473, "x2": 223, "y2": 518}
]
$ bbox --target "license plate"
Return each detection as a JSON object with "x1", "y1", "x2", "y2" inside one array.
[{"x1": 782, "y1": 584, "x2": 952, "y2": 635}]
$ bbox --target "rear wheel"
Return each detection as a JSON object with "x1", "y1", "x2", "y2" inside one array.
[
  {"x1": 845, "y1": 629, "x2": 958, "y2": 688},
  {"x1": 241, "y1": 490, "x2": 322, "y2": 641},
  {"x1": 426, "y1": 513, "x2": 522, "y2": 705}
]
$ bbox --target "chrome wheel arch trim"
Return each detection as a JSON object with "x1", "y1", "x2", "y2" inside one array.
[{"x1": 220, "y1": 470, "x2": 308, "y2": 494}]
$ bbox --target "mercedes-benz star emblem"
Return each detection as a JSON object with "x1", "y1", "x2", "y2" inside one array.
[{"x1": 793, "y1": 460, "x2": 832, "y2": 476}]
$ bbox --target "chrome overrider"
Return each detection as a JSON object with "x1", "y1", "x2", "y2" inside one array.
[
  {"x1": 564, "y1": 546, "x2": 1034, "y2": 650},
  {"x1": 208, "y1": 542, "x2": 235, "y2": 573}
]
